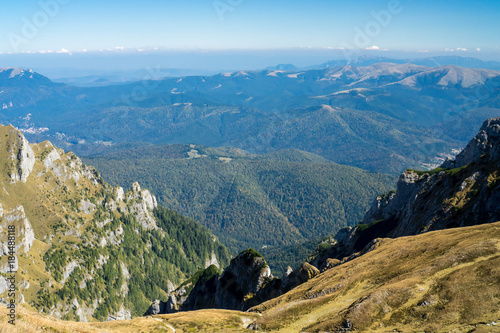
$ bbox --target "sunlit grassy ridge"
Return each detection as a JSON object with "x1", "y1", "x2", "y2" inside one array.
[
  {"x1": 249, "y1": 222, "x2": 500, "y2": 332},
  {"x1": 0, "y1": 307, "x2": 260, "y2": 333}
]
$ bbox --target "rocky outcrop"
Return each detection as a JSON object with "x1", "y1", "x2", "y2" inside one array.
[
  {"x1": 312, "y1": 117, "x2": 500, "y2": 269},
  {"x1": 282, "y1": 263, "x2": 319, "y2": 291},
  {"x1": 147, "y1": 247, "x2": 321, "y2": 315},
  {"x1": 0, "y1": 205, "x2": 35, "y2": 255},
  {"x1": 442, "y1": 117, "x2": 500, "y2": 169},
  {"x1": 126, "y1": 182, "x2": 158, "y2": 229},
  {"x1": 144, "y1": 300, "x2": 167, "y2": 316},
  {"x1": 7, "y1": 129, "x2": 35, "y2": 183}
]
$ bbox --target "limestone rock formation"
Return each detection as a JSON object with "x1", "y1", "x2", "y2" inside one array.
[{"x1": 0, "y1": 125, "x2": 230, "y2": 322}]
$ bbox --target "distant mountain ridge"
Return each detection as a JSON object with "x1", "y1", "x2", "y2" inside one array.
[
  {"x1": 2, "y1": 61, "x2": 499, "y2": 173},
  {"x1": 306, "y1": 55, "x2": 500, "y2": 71}
]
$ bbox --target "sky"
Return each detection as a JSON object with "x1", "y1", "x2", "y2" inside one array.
[{"x1": 0, "y1": 0, "x2": 499, "y2": 72}]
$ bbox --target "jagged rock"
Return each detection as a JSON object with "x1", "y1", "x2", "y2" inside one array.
[
  {"x1": 145, "y1": 300, "x2": 166, "y2": 316},
  {"x1": 166, "y1": 294, "x2": 179, "y2": 313},
  {"x1": 321, "y1": 258, "x2": 341, "y2": 271},
  {"x1": 1, "y1": 205, "x2": 35, "y2": 254},
  {"x1": 127, "y1": 182, "x2": 159, "y2": 229},
  {"x1": 115, "y1": 187, "x2": 125, "y2": 201},
  {"x1": 157, "y1": 249, "x2": 281, "y2": 314},
  {"x1": 283, "y1": 263, "x2": 320, "y2": 291},
  {"x1": 79, "y1": 199, "x2": 96, "y2": 215},
  {"x1": 43, "y1": 147, "x2": 81, "y2": 182},
  {"x1": 281, "y1": 266, "x2": 293, "y2": 280},
  {"x1": 442, "y1": 117, "x2": 500, "y2": 169},
  {"x1": 205, "y1": 252, "x2": 220, "y2": 269}
]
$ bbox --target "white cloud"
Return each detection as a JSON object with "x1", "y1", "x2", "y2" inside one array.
[
  {"x1": 417, "y1": 50, "x2": 429, "y2": 53},
  {"x1": 114, "y1": 46, "x2": 125, "y2": 51},
  {"x1": 56, "y1": 48, "x2": 70, "y2": 54},
  {"x1": 81, "y1": 49, "x2": 88, "y2": 53},
  {"x1": 365, "y1": 45, "x2": 380, "y2": 50},
  {"x1": 477, "y1": 48, "x2": 481, "y2": 52},
  {"x1": 456, "y1": 47, "x2": 468, "y2": 51},
  {"x1": 444, "y1": 48, "x2": 455, "y2": 52}
]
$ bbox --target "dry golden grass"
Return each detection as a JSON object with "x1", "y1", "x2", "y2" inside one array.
[
  {"x1": 250, "y1": 222, "x2": 500, "y2": 332},
  {"x1": 0, "y1": 306, "x2": 260, "y2": 333}
]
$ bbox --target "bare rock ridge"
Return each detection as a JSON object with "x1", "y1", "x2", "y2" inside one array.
[
  {"x1": 6, "y1": 129, "x2": 36, "y2": 183},
  {"x1": 312, "y1": 117, "x2": 500, "y2": 268}
]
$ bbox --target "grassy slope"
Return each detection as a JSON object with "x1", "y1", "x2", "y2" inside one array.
[
  {"x1": 250, "y1": 221, "x2": 500, "y2": 332},
  {"x1": 3, "y1": 222, "x2": 499, "y2": 332},
  {"x1": 0, "y1": 307, "x2": 260, "y2": 333}
]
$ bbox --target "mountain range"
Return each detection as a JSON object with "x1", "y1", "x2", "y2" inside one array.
[
  {"x1": 2, "y1": 60, "x2": 500, "y2": 173},
  {"x1": 3, "y1": 117, "x2": 496, "y2": 332}
]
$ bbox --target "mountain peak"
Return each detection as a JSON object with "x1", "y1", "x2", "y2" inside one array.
[
  {"x1": 0, "y1": 68, "x2": 34, "y2": 79},
  {"x1": 442, "y1": 117, "x2": 500, "y2": 168}
]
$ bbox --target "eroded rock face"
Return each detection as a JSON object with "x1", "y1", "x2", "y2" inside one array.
[
  {"x1": 127, "y1": 182, "x2": 159, "y2": 229},
  {"x1": 282, "y1": 262, "x2": 319, "y2": 291},
  {"x1": 144, "y1": 300, "x2": 166, "y2": 316},
  {"x1": 312, "y1": 117, "x2": 500, "y2": 270},
  {"x1": 216, "y1": 250, "x2": 272, "y2": 310},
  {"x1": 150, "y1": 248, "x2": 324, "y2": 315},
  {"x1": 0, "y1": 205, "x2": 35, "y2": 254},
  {"x1": 443, "y1": 117, "x2": 500, "y2": 169},
  {"x1": 8, "y1": 131, "x2": 35, "y2": 183}
]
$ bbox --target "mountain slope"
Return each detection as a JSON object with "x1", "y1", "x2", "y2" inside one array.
[
  {"x1": 0, "y1": 125, "x2": 231, "y2": 321},
  {"x1": 249, "y1": 222, "x2": 500, "y2": 332}
]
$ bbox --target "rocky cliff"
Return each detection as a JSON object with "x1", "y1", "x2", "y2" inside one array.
[
  {"x1": 0, "y1": 125, "x2": 231, "y2": 321},
  {"x1": 312, "y1": 117, "x2": 500, "y2": 268}
]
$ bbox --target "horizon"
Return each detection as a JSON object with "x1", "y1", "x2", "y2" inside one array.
[
  {"x1": 3, "y1": 51, "x2": 500, "y2": 80},
  {"x1": 1, "y1": 0, "x2": 500, "y2": 78}
]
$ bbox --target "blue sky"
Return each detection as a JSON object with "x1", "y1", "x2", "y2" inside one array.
[{"x1": 1, "y1": 0, "x2": 499, "y2": 54}]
